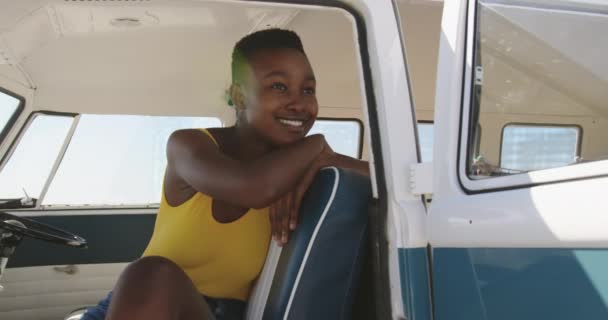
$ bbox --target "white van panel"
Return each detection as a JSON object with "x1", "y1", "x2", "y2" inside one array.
[{"x1": 0, "y1": 263, "x2": 126, "y2": 320}]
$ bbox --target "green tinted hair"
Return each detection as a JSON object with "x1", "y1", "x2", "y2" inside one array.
[{"x1": 231, "y1": 28, "x2": 306, "y2": 87}]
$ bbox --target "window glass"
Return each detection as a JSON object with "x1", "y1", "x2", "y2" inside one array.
[
  {"x1": 0, "y1": 90, "x2": 21, "y2": 138},
  {"x1": 418, "y1": 122, "x2": 434, "y2": 162},
  {"x1": 308, "y1": 120, "x2": 361, "y2": 158},
  {"x1": 39, "y1": 116, "x2": 361, "y2": 206},
  {"x1": 0, "y1": 114, "x2": 73, "y2": 200},
  {"x1": 43, "y1": 115, "x2": 221, "y2": 206},
  {"x1": 467, "y1": 0, "x2": 608, "y2": 178},
  {"x1": 501, "y1": 125, "x2": 579, "y2": 172}
]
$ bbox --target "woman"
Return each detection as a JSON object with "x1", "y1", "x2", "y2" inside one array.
[{"x1": 83, "y1": 28, "x2": 368, "y2": 320}]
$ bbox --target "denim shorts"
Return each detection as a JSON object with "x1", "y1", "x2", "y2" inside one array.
[{"x1": 81, "y1": 291, "x2": 246, "y2": 320}]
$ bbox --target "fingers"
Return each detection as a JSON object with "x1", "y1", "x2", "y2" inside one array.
[
  {"x1": 289, "y1": 190, "x2": 299, "y2": 231},
  {"x1": 269, "y1": 202, "x2": 278, "y2": 243},
  {"x1": 280, "y1": 192, "x2": 292, "y2": 245},
  {"x1": 269, "y1": 193, "x2": 294, "y2": 247},
  {"x1": 270, "y1": 158, "x2": 328, "y2": 247},
  {"x1": 292, "y1": 161, "x2": 321, "y2": 231}
]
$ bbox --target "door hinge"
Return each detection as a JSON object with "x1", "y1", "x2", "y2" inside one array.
[
  {"x1": 475, "y1": 66, "x2": 484, "y2": 85},
  {"x1": 410, "y1": 162, "x2": 433, "y2": 196}
]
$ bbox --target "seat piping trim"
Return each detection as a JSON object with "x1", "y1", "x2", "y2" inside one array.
[{"x1": 282, "y1": 166, "x2": 340, "y2": 320}]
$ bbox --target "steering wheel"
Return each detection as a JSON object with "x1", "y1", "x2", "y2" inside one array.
[{"x1": 0, "y1": 211, "x2": 87, "y2": 248}]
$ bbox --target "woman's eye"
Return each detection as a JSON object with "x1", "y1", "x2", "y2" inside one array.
[
  {"x1": 303, "y1": 88, "x2": 315, "y2": 95},
  {"x1": 271, "y1": 83, "x2": 287, "y2": 92}
]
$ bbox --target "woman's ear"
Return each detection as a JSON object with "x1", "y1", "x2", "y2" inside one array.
[{"x1": 229, "y1": 84, "x2": 246, "y2": 110}]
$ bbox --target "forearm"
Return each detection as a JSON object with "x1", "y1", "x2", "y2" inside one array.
[
  {"x1": 245, "y1": 135, "x2": 325, "y2": 204},
  {"x1": 323, "y1": 153, "x2": 370, "y2": 177},
  {"x1": 171, "y1": 130, "x2": 326, "y2": 209}
]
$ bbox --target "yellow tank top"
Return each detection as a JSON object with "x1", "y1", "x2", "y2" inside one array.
[{"x1": 143, "y1": 129, "x2": 271, "y2": 301}]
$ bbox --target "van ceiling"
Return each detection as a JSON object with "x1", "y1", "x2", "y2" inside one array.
[
  {"x1": 4, "y1": 0, "x2": 604, "y2": 120},
  {"x1": 0, "y1": 1, "x2": 363, "y2": 118}
]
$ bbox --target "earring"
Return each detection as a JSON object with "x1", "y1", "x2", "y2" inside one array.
[
  {"x1": 230, "y1": 85, "x2": 245, "y2": 110},
  {"x1": 234, "y1": 98, "x2": 245, "y2": 110}
]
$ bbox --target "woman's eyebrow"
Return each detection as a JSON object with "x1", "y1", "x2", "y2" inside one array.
[
  {"x1": 262, "y1": 71, "x2": 316, "y2": 82},
  {"x1": 263, "y1": 71, "x2": 288, "y2": 79}
]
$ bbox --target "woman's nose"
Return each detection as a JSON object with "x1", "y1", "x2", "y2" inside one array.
[{"x1": 285, "y1": 92, "x2": 310, "y2": 112}]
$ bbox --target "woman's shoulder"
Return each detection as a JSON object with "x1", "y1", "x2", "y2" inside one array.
[
  {"x1": 204, "y1": 127, "x2": 235, "y2": 148},
  {"x1": 167, "y1": 128, "x2": 223, "y2": 155},
  {"x1": 204, "y1": 127, "x2": 229, "y2": 138},
  {"x1": 167, "y1": 127, "x2": 236, "y2": 157}
]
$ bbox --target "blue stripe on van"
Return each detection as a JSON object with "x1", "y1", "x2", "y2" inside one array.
[
  {"x1": 432, "y1": 248, "x2": 608, "y2": 320},
  {"x1": 398, "y1": 248, "x2": 432, "y2": 320}
]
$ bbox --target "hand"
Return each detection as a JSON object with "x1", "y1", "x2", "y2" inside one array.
[
  {"x1": 268, "y1": 137, "x2": 335, "y2": 246},
  {"x1": 288, "y1": 138, "x2": 338, "y2": 232},
  {"x1": 269, "y1": 191, "x2": 295, "y2": 246}
]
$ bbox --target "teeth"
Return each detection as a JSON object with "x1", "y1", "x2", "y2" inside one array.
[{"x1": 279, "y1": 119, "x2": 304, "y2": 127}]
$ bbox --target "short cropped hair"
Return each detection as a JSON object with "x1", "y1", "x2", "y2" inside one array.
[{"x1": 231, "y1": 28, "x2": 306, "y2": 86}]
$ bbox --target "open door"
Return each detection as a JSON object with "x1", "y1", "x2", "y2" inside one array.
[{"x1": 431, "y1": 0, "x2": 608, "y2": 319}]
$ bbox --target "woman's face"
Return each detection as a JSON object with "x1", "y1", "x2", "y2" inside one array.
[{"x1": 238, "y1": 48, "x2": 318, "y2": 146}]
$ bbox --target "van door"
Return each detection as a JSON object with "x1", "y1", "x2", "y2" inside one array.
[{"x1": 430, "y1": 0, "x2": 608, "y2": 319}]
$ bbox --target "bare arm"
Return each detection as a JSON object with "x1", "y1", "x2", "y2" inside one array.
[{"x1": 166, "y1": 129, "x2": 325, "y2": 209}]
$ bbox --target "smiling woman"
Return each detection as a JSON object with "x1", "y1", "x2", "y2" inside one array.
[
  {"x1": 227, "y1": 30, "x2": 318, "y2": 146},
  {"x1": 72, "y1": 27, "x2": 369, "y2": 320},
  {"x1": 70, "y1": 25, "x2": 368, "y2": 320}
]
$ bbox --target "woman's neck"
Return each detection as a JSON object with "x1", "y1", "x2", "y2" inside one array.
[{"x1": 227, "y1": 125, "x2": 275, "y2": 160}]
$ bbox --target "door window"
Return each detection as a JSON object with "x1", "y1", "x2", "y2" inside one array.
[
  {"x1": 0, "y1": 114, "x2": 74, "y2": 201},
  {"x1": 1, "y1": 113, "x2": 365, "y2": 207},
  {"x1": 463, "y1": 0, "x2": 608, "y2": 184},
  {"x1": 43, "y1": 115, "x2": 221, "y2": 206}
]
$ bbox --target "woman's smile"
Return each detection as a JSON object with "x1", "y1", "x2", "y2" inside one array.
[{"x1": 278, "y1": 118, "x2": 304, "y2": 128}]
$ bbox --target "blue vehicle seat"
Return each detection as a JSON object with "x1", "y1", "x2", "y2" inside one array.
[{"x1": 246, "y1": 167, "x2": 372, "y2": 320}]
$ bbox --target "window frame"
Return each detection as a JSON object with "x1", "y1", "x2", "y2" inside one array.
[
  {"x1": 457, "y1": 0, "x2": 608, "y2": 194},
  {"x1": 498, "y1": 122, "x2": 583, "y2": 171},
  {"x1": 0, "y1": 87, "x2": 26, "y2": 147},
  {"x1": 5, "y1": 114, "x2": 364, "y2": 210},
  {"x1": 1, "y1": 115, "x2": 360, "y2": 210},
  {"x1": 39, "y1": 116, "x2": 362, "y2": 209},
  {"x1": 0, "y1": 111, "x2": 77, "y2": 178},
  {"x1": 0, "y1": 111, "x2": 77, "y2": 205}
]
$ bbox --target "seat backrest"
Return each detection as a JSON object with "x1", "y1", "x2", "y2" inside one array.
[{"x1": 246, "y1": 167, "x2": 372, "y2": 320}]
